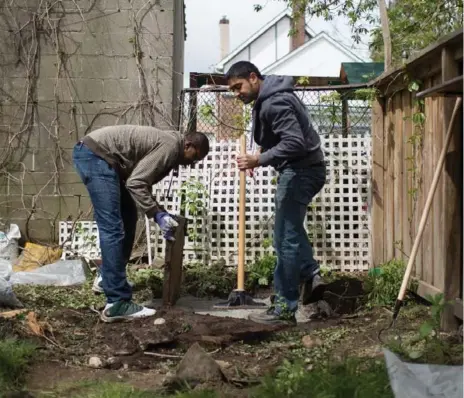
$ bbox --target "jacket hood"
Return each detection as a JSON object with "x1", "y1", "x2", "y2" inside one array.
[{"x1": 255, "y1": 75, "x2": 294, "y2": 105}]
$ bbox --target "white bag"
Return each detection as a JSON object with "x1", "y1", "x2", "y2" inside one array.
[
  {"x1": 0, "y1": 277, "x2": 23, "y2": 308},
  {"x1": 0, "y1": 224, "x2": 21, "y2": 262}
]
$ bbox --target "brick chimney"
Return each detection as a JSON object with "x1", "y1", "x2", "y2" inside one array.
[
  {"x1": 291, "y1": 4, "x2": 306, "y2": 51},
  {"x1": 219, "y1": 16, "x2": 230, "y2": 60}
]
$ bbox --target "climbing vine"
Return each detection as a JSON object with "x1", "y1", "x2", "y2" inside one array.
[
  {"x1": 0, "y1": 1, "x2": 175, "y2": 245},
  {"x1": 404, "y1": 78, "x2": 425, "y2": 237}
]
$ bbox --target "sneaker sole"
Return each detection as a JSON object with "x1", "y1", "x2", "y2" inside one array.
[
  {"x1": 100, "y1": 312, "x2": 133, "y2": 323},
  {"x1": 248, "y1": 315, "x2": 296, "y2": 326},
  {"x1": 100, "y1": 309, "x2": 157, "y2": 323}
]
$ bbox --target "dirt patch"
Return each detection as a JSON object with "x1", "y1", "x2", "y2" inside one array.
[
  {"x1": 19, "y1": 306, "x2": 286, "y2": 371},
  {"x1": 26, "y1": 361, "x2": 165, "y2": 393},
  {"x1": 323, "y1": 277, "x2": 366, "y2": 315}
]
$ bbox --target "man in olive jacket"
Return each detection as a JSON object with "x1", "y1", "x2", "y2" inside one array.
[{"x1": 73, "y1": 125, "x2": 209, "y2": 322}]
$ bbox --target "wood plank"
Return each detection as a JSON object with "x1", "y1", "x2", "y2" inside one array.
[
  {"x1": 162, "y1": 216, "x2": 187, "y2": 307},
  {"x1": 393, "y1": 93, "x2": 403, "y2": 260},
  {"x1": 432, "y1": 79, "x2": 445, "y2": 294},
  {"x1": 371, "y1": 98, "x2": 385, "y2": 267},
  {"x1": 416, "y1": 75, "x2": 463, "y2": 98},
  {"x1": 441, "y1": 47, "x2": 462, "y2": 331},
  {"x1": 384, "y1": 98, "x2": 395, "y2": 261},
  {"x1": 415, "y1": 278, "x2": 443, "y2": 299},
  {"x1": 402, "y1": 90, "x2": 413, "y2": 266},
  {"x1": 421, "y1": 77, "x2": 434, "y2": 287}
]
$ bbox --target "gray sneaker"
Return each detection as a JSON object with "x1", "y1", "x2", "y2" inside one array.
[
  {"x1": 301, "y1": 274, "x2": 327, "y2": 305},
  {"x1": 100, "y1": 300, "x2": 156, "y2": 323},
  {"x1": 248, "y1": 307, "x2": 296, "y2": 326}
]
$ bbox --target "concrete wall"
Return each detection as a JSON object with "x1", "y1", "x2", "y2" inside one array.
[{"x1": 0, "y1": 0, "x2": 184, "y2": 243}]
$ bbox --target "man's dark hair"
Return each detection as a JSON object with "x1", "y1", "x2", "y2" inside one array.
[
  {"x1": 225, "y1": 61, "x2": 264, "y2": 80},
  {"x1": 185, "y1": 132, "x2": 210, "y2": 157}
]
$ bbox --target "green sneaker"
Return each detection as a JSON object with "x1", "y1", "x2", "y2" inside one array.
[{"x1": 100, "y1": 300, "x2": 156, "y2": 323}]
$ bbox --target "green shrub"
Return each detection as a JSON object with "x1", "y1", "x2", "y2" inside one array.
[{"x1": 365, "y1": 259, "x2": 406, "y2": 308}]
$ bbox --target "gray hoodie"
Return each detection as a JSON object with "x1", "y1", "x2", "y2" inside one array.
[{"x1": 253, "y1": 75, "x2": 324, "y2": 171}]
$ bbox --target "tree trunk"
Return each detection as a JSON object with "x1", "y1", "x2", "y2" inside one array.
[{"x1": 378, "y1": 0, "x2": 392, "y2": 70}]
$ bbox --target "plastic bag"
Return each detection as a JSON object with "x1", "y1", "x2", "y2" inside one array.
[
  {"x1": 10, "y1": 259, "x2": 89, "y2": 286},
  {"x1": 0, "y1": 277, "x2": 23, "y2": 308},
  {"x1": 0, "y1": 224, "x2": 21, "y2": 262},
  {"x1": 0, "y1": 259, "x2": 12, "y2": 280},
  {"x1": 383, "y1": 348, "x2": 463, "y2": 398},
  {"x1": 13, "y1": 242, "x2": 62, "y2": 272}
]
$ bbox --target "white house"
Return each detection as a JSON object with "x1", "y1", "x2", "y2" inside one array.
[{"x1": 215, "y1": 8, "x2": 364, "y2": 77}]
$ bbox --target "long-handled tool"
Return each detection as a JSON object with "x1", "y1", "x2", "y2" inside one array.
[
  {"x1": 214, "y1": 134, "x2": 266, "y2": 309},
  {"x1": 385, "y1": 97, "x2": 462, "y2": 331}
]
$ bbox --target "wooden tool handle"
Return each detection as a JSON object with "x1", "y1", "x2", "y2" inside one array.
[{"x1": 237, "y1": 134, "x2": 246, "y2": 291}]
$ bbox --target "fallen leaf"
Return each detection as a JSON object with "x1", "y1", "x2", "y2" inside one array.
[
  {"x1": 0, "y1": 309, "x2": 28, "y2": 319},
  {"x1": 27, "y1": 312, "x2": 44, "y2": 336}
]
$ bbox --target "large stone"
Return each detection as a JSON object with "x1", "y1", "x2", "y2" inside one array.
[{"x1": 175, "y1": 343, "x2": 226, "y2": 385}]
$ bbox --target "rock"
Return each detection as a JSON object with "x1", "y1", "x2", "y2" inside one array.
[
  {"x1": 131, "y1": 327, "x2": 174, "y2": 350},
  {"x1": 106, "y1": 356, "x2": 122, "y2": 370},
  {"x1": 154, "y1": 318, "x2": 166, "y2": 325},
  {"x1": 215, "y1": 360, "x2": 231, "y2": 370},
  {"x1": 301, "y1": 335, "x2": 322, "y2": 349},
  {"x1": 88, "y1": 356, "x2": 104, "y2": 369},
  {"x1": 175, "y1": 343, "x2": 226, "y2": 385}
]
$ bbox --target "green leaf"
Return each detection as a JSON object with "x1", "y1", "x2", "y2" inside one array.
[
  {"x1": 409, "y1": 350, "x2": 423, "y2": 359},
  {"x1": 408, "y1": 81, "x2": 420, "y2": 92},
  {"x1": 419, "y1": 322, "x2": 434, "y2": 338},
  {"x1": 258, "y1": 277, "x2": 268, "y2": 286}
]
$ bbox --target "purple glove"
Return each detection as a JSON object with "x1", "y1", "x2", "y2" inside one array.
[{"x1": 154, "y1": 212, "x2": 178, "y2": 241}]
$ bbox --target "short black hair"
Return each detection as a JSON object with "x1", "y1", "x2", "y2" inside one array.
[
  {"x1": 185, "y1": 132, "x2": 210, "y2": 157},
  {"x1": 225, "y1": 61, "x2": 264, "y2": 80}
]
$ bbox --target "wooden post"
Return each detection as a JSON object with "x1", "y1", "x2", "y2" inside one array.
[
  {"x1": 441, "y1": 47, "x2": 462, "y2": 331},
  {"x1": 162, "y1": 216, "x2": 187, "y2": 307},
  {"x1": 237, "y1": 134, "x2": 246, "y2": 291},
  {"x1": 371, "y1": 98, "x2": 385, "y2": 267}
]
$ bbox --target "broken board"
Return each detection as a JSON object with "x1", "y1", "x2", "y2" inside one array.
[{"x1": 162, "y1": 216, "x2": 187, "y2": 307}]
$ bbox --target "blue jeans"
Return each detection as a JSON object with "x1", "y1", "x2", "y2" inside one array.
[
  {"x1": 273, "y1": 165, "x2": 326, "y2": 314},
  {"x1": 72, "y1": 142, "x2": 137, "y2": 303}
]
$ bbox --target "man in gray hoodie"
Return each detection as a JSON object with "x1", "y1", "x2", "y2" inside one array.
[{"x1": 226, "y1": 61, "x2": 327, "y2": 325}]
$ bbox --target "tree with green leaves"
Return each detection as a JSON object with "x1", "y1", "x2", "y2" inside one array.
[
  {"x1": 369, "y1": 0, "x2": 463, "y2": 65},
  {"x1": 255, "y1": 0, "x2": 463, "y2": 70}
]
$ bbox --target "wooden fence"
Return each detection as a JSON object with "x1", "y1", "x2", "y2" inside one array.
[{"x1": 370, "y1": 30, "x2": 463, "y2": 330}]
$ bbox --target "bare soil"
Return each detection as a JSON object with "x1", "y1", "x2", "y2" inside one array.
[{"x1": 2, "y1": 278, "x2": 460, "y2": 397}]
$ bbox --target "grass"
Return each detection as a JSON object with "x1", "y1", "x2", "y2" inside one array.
[
  {"x1": 37, "y1": 359, "x2": 394, "y2": 398},
  {"x1": 0, "y1": 338, "x2": 37, "y2": 392},
  {"x1": 39, "y1": 381, "x2": 220, "y2": 398},
  {"x1": 251, "y1": 357, "x2": 394, "y2": 398}
]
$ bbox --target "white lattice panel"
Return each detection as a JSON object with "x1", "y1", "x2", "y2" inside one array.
[
  {"x1": 59, "y1": 221, "x2": 101, "y2": 260},
  {"x1": 59, "y1": 134, "x2": 372, "y2": 271}
]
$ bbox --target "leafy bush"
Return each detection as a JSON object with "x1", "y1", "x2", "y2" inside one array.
[
  {"x1": 365, "y1": 259, "x2": 406, "y2": 308},
  {"x1": 246, "y1": 254, "x2": 276, "y2": 290}
]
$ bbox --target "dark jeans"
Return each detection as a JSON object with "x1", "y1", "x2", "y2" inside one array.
[
  {"x1": 273, "y1": 165, "x2": 326, "y2": 313},
  {"x1": 72, "y1": 142, "x2": 137, "y2": 303}
]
